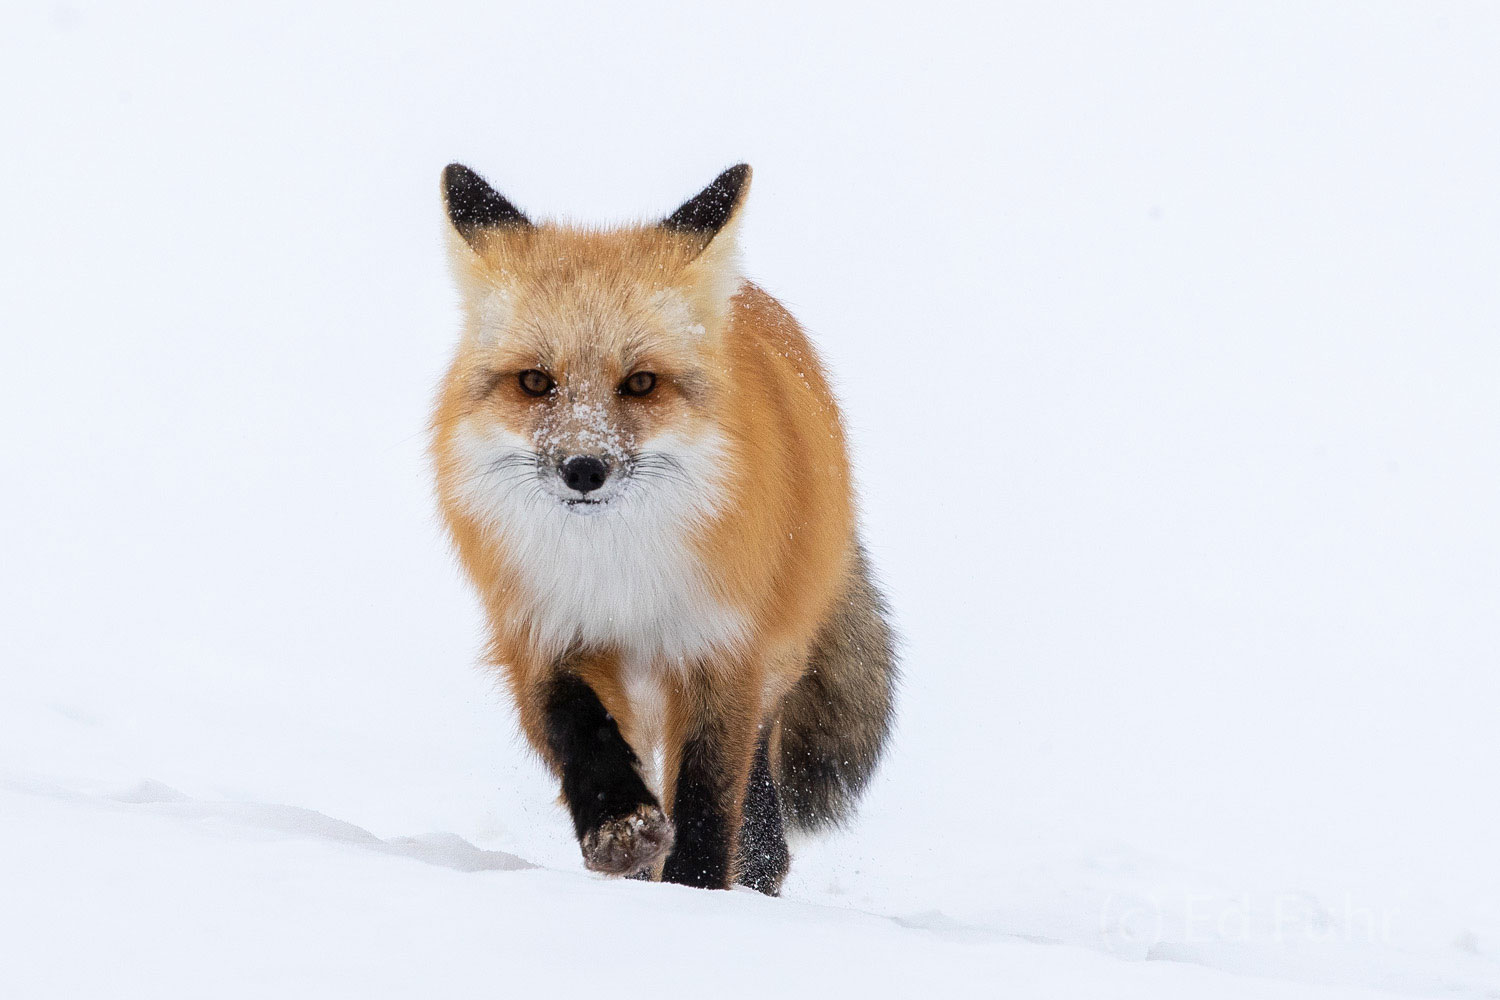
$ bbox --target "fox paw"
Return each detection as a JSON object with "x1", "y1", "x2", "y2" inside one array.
[{"x1": 581, "y1": 803, "x2": 675, "y2": 877}]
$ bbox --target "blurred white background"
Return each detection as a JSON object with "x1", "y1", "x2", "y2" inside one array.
[{"x1": 2, "y1": 3, "x2": 1497, "y2": 996}]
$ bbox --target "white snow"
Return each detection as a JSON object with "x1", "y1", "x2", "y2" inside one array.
[{"x1": 2, "y1": 3, "x2": 1498, "y2": 997}]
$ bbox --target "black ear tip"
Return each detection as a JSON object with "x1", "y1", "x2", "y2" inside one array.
[
  {"x1": 712, "y1": 163, "x2": 752, "y2": 205},
  {"x1": 441, "y1": 163, "x2": 482, "y2": 206},
  {"x1": 662, "y1": 163, "x2": 753, "y2": 237},
  {"x1": 442, "y1": 162, "x2": 530, "y2": 236}
]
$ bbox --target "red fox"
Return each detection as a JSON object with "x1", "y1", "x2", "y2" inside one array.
[{"x1": 430, "y1": 163, "x2": 896, "y2": 893}]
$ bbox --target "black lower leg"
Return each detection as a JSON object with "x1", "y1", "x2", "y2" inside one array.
[
  {"x1": 736, "y1": 731, "x2": 790, "y2": 895},
  {"x1": 661, "y1": 728, "x2": 736, "y2": 889},
  {"x1": 542, "y1": 671, "x2": 671, "y2": 876}
]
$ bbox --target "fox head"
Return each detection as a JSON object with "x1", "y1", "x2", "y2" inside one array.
[{"x1": 432, "y1": 164, "x2": 751, "y2": 533}]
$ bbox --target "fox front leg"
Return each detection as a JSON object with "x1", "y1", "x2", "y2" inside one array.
[
  {"x1": 660, "y1": 672, "x2": 762, "y2": 889},
  {"x1": 541, "y1": 671, "x2": 674, "y2": 877}
]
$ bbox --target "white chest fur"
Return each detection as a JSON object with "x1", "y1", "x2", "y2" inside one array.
[
  {"x1": 503, "y1": 496, "x2": 746, "y2": 665},
  {"x1": 450, "y1": 423, "x2": 748, "y2": 667}
]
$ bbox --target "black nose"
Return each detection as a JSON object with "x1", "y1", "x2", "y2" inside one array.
[{"x1": 561, "y1": 456, "x2": 609, "y2": 494}]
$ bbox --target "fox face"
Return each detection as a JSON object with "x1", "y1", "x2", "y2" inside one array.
[
  {"x1": 432, "y1": 166, "x2": 754, "y2": 662},
  {"x1": 452, "y1": 272, "x2": 725, "y2": 515}
]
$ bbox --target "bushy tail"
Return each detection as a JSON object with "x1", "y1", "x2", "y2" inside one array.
[{"x1": 774, "y1": 546, "x2": 898, "y2": 833}]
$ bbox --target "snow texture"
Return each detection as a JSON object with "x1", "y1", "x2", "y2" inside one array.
[{"x1": 2, "y1": 3, "x2": 1498, "y2": 998}]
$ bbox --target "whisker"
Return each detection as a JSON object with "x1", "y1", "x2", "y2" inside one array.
[{"x1": 446, "y1": 450, "x2": 543, "y2": 492}]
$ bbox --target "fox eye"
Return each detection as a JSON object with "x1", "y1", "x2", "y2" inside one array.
[
  {"x1": 518, "y1": 369, "x2": 554, "y2": 397},
  {"x1": 620, "y1": 371, "x2": 657, "y2": 397}
]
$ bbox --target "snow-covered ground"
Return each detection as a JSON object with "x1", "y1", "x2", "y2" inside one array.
[{"x1": 3, "y1": 3, "x2": 1498, "y2": 997}]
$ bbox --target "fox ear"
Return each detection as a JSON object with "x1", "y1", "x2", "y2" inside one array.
[
  {"x1": 442, "y1": 163, "x2": 531, "y2": 247},
  {"x1": 661, "y1": 164, "x2": 751, "y2": 244}
]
